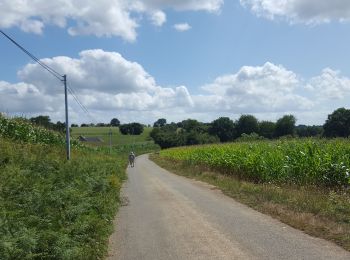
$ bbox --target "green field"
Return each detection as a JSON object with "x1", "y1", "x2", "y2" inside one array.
[{"x1": 71, "y1": 127, "x2": 153, "y2": 146}]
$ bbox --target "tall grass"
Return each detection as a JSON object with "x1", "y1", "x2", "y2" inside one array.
[
  {"x1": 0, "y1": 137, "x2": 127, "y2": 259},
  {"x1": 160, "y1": 139, "x2": 350, "y2": 187},
  {"x1": 0, "y1": 115, "x2": 129, "y2": 259}
]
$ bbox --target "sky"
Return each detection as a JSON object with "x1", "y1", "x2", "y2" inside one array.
[{"x1": 1, "y1": 0, "x2": 350, "y2": 126}]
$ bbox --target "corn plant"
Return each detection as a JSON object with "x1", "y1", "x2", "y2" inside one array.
[
  {"x1": 0, "y1": 115, "x2": 81, "y2": 147},
  {"x1": 160, "y1": 139, "x2": 350, "y2": 187}
]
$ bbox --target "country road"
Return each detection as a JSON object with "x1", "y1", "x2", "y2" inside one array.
[{"x1": 107, "y1": 154, "x2": 350, "y2": 260}]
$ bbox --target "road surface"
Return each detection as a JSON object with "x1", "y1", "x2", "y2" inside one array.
[{"x1": 108, "y1": 154, "x2": 350, "y2": 260}]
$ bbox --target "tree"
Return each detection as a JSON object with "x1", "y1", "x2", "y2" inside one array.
[
  {"x1": 181, "y1": 119, "x2": 204, "y2": 132},
  {"x1": 164, "y1": 122, "x2": 178, "y2": 131},
  {"x1": 150, "y1": 127, "x2": 185, "y2": 149},
  {"x1": 153, "y1": 118, "x2": 167, "y2": 127},
  {"x1": 54, "y1": 121, "x2": 66, "y2": 133},
  {"x1": 296, "y1": 125, "x2": 323, "y2": 137},
  {"x1": 209, "y1": 117, "x2": 235, "y2": 142},
  {"x1": 150, "y1": 121, "x2": 219, "y2": 149},
  {"x1": 30, "y1": 115, "x2": 51, "y2": 128},
  {"x1": 236, "y1": 115, "x2": 259, "y2": 137},
  {"x1": 130, "y1": 123, "x2": 144, "y2": 135},
  {"x1": 110, "y1": 118, "x2": 120, "y2": 127},
  {"x1": 29, "y1": 115, "x2": 65, "y2": 133},
  {"x1": 274, "y1": 115, "x2": 296, "y2": 137},
  {"x1": 323, "y1": 108, "x2": 350, "y2": 137},
  {"x1": 71, "y1": 124, "x2": 78, "y2": 127},
  {"x1": 185, "y1": 131, "x2": 219, "y2": 146},
  {"x1": 259, "y1": 121, "x2": 275, "y2": 139},
  {"x1": 119, "y1": 123, "x2": 144, "y2": 135}
]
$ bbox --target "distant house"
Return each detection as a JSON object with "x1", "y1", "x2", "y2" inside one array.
[{"x1": 78, "y1": 135, "x2": 103, "y2": 143}]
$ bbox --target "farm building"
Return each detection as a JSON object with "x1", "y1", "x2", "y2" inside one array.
[{"x1": 78, "y1": 136, "x2": 103, "y2": 143}]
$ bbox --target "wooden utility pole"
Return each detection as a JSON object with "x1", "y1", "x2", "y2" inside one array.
[{"x1": 64, "y1": 75, "x2": 71, "y2": 160}]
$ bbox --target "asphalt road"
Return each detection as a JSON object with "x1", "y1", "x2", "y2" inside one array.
[{"x1": 108, "y1": 154, "x2": 350, "y2": 260}]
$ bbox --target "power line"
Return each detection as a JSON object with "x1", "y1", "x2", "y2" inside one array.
[
  {"x1": 67, "y1": 84, "x2": 88, "y2": 113},
  {"x1": 1, "y1": 29, "x2": 71, "y2": 159},
  {"x1": 0, "y1": 29, "x2": 97, "y2": 124},
  {"x1": 66, "y1": 83, "x2": 97, "y2": 123},
  {"x1": 0, "y1": 30, "x2": 63, "y2": 82}
]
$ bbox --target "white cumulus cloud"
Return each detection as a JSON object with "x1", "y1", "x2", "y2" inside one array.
[
  {"x1": 307, "y1": 68, "x2": 350, "y2": 100},
  {"x1": 174, "y1": 23, "x2": 192, "y2": 32},
  {"x1": 149, "y1": 10, "x2": 167, "y2": 26},
  {"x1": 0, "y1": 0, "x2": 223, "y2": 41},
  {"x1": 240, "y1": 0, "x2": 350, "y2": 24},
  {"x1": 199, "y1": 62, "x2": 313, "y2": 113},
  {"x1": 142, "y1": 0, "x2": 223, "y2": 12},
  {"x1": 18, "y1": 49, "x2": 158, "y2": 95},
  {"x1": 0, "y1": 0, "x2": 138, "y2": 41},
  {"x1": 11, "y1": 49, "x2": 194, "y2": 117},
  {"x1": 0, "y1": 81, "x2": 58, "y2": 113}
]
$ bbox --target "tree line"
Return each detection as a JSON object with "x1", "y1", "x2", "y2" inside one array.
[
  {"x1": 150, "y1": 107, "x2": 350, "y2": 149},
  {"x1": 75, "y1": 118, "x2": 121, "y2": 127},
  {"x1": 26, "y1": 116, "x2": 146, "y2": 137},
  {"x1": 29, "y1": 115, "x2": 66, "y2": 133},
  {"x1": 26, "y1": 107, "x2": 350, "y2": 147}
]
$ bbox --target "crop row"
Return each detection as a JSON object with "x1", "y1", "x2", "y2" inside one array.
[{"x1": 159, "y1": 139, "x2": 350, "y2": 187}]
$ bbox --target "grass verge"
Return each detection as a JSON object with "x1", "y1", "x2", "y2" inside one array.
[{"x1": 150, "y1": 154, "x2": 350, "y2": 251}]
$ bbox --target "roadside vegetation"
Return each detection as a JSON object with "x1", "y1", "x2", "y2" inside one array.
[{"x1": 0, "y1": 115, "x2": 157, "y2": 259}]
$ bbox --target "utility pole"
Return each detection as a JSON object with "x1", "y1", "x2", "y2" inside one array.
[
  {"x1": 64, "y1": 75, "x2": 71, "y2": 160},
  {"x1": 109, "y1": 128, "x2": 112, "y2": 154},
  {"x1": 1, "y1": 30, "x2": 72, "y2": 160}
]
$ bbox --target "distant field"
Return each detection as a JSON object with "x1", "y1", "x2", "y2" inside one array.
[{"x1": 71, "y1": 127, "x2": 153, "y2": 146}]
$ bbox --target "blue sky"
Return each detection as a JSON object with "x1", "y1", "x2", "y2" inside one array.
[{"x1": 1, "y1": 0, "x2": 350, "y2": 125}]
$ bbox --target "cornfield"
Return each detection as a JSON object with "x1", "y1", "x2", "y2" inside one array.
[
  {"x1": 0, "y1": 115, "x2": 80, "y2": 146},
  {"x1": 159, "y1": 139, "x2": 350, "y2": 187}
]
